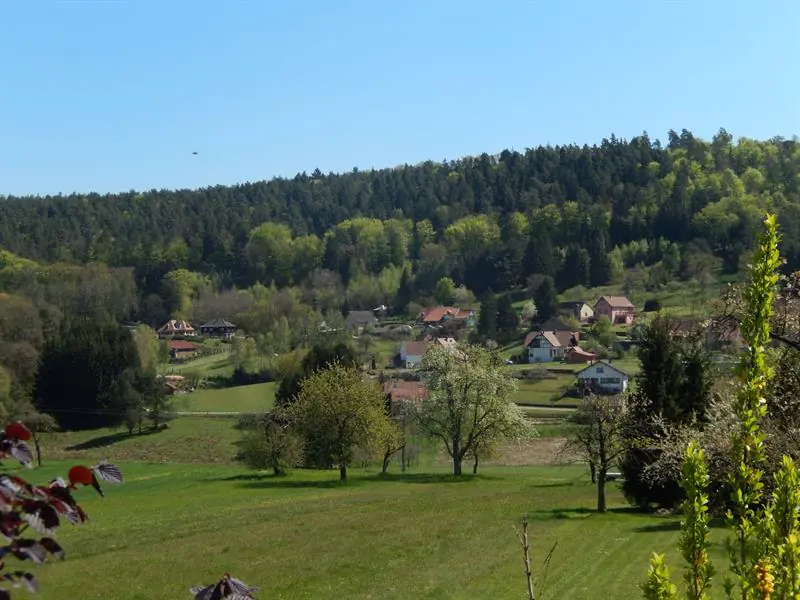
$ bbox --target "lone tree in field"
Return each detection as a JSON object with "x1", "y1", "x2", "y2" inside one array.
[
  {"x1": 564, "y1": 393, "x2": 628, "y2": 513},
  {"x1": 236, "y1": 408, "x2": 304, "y2": 476},
  {"x1": 290, "y1": 362, "x2": 392, "y2": 481},
  {"x1": 416, "y1": 342, "x2": 533, "y2": 476}
]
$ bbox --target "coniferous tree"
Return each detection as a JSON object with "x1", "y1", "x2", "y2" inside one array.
[
  {"x1": 496, "y1": 294, "x2": 520, "y2": 343},
  {"x1": 395, "y1": 267, "x2": 413, "y2": 315},
  {"x1": 477, "y1": 291, "x2": 498, "y2": 340},
  {"x1": 533, "y1": 277, "x2": 558, "y2": 324}
]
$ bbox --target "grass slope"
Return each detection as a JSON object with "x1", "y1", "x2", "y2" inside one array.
[
  {"x1": 13, "y1": 461, "x2": 730, "y2": 600},
  {"x1": 173, "y1": 382, "x2": 276, "y2": 413}
]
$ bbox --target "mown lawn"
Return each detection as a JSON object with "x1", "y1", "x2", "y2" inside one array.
[
  {"x1": 39, "y1": 417, "x2": 243, "y2": 465},
  {"x1": 174, "y1": 382, "x2": 276, "y2": 413},
  {"x1": 8, "y1": 460, "x2": 735, "y2": 600}
]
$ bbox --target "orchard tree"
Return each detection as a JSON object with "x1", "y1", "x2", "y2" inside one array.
[
  {"x1": 564, "y1": 394, "x2": 628, "y2": 512},
  {"x1": 416, "y1": 343, "x2": 534, "y2": 476},
  {"x1": 236, "y1": 409, "x2": 304, "y2": 476},
  {"x1": 290, "y1": 363, "x2": 392, "y2": 481}
]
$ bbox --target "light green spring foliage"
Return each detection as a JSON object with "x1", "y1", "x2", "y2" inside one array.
[
  {"x1": 725, "y1": 213, "x2": 781, "y2": 599},
  {"x1": 759, "y1": 455, "x2": 800, "y2": 598},
  {"x1": 643, "y1": 554, "x2": 679, "y2": 600},
  {"x1": 290, "y1": 362, "x2": 392, "y2": 481},
  {"x1": 680, "y1": 442, "x2": 714, "y2": 600},
  {"x1": 642, "y1": 214, "x2": 788, "y2": 600}
]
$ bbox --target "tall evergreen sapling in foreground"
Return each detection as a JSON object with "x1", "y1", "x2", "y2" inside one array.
[{"x1": 642, "y1": 214, "x2": 799, "y2": 600}]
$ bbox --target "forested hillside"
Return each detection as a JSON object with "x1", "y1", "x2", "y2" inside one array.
[{"x1": 1, "y1": 128, "x2": 799, "y2": 334}]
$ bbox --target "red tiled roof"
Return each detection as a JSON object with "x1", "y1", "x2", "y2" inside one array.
[
  {"x1": 383, "y1": 380, "x2": 428, "y2": 403},
  {"x1": 168, "y1": 340, "x2": 198, "y2": 351},
  {"x1": 419, "y1": 306, "x2": 472, "y2": 323}
]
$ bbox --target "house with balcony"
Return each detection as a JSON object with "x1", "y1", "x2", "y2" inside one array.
[
  {"x1": 594, "y1": 296, "x2": 636, "y2": 325},
  {"x1": 576, "y1": 360, "x2": 629, "y2": 394}
]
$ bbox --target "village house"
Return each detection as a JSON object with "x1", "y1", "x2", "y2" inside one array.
[
  {"x1": 157, "y1": 319, "x2": 196, "y2": 338},
  {"x1": 199, "y1": 319, "x2": 237, "y2": 339},
  {"x1": 524, "y1": 329, "x2": 580, "y2": 363},
  {"x1": 558, "y1": 301, "x2": 595, "y2": 323},
  {"x1": 594, "y1": 296, "x2": 636, "y2": 325},
  {"x1": 672, "y1": 316, "x2": 744, "y2": 351},
  {"x1": 383, "y1": 380, "x2": 428, "y2": 411},
  {"x1": 167, "y1": 339, "x2": 199, "y2": 361},
  {"x1": 417, "y1": 306, "x2": 476, "y2": 329},
  {"x1": 576, "y1": 360, "x2": 629, "y2": 394},
  {"x1": 396, "y1": 337, "x2": 457, "y2": 369},
  {"x1": 345, "y1": 310, "x2": 379, "y2": 335},
  {"x1": 397, "y1": 340, "x2": 428, "y2": 369}
]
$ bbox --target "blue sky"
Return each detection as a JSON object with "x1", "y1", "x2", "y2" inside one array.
[{"x1": 1, "y1": 0, "x2": 798, "y2": 196}]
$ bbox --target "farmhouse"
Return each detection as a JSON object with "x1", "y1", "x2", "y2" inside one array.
[
  {"x1": 167, "y1": 339, "x2": 199, "y2": 360},
  {"x1": 559, "y1": 301, "x2": 595, "y2": 322},
  {"x1": 157, "y1": 319, "x2": 196, "y2": 338},
  {"x1": 672, "y1": 316, "x2": 743, "y2": 350},
  {"x1": 417, "y1": 306, "x2": 476, "y2": 329},
  {"x1": 396, "y1": 337, "x2": 457, "y2": 368},
  {"x1": 524, "y1": 329, "x2": 579, "y2": 363},
  {"x1": 397, "y1": 341, "x2": 428, "y2": 369},
  {"x1": 576, "y1": 360, "x2": 629, "y2": 394},
  {"x1": 383, "y1": 380, "x2": 428, "y2": 410},
  {"x1": 594, "y1": 296, "x2": 636, "y2": 325},
  {"x1": 345, "y1": 310, "x2": 378, "y2": 334},
  {"x1": 199, "y1": 319, "x2": 236, "y2": 339}
]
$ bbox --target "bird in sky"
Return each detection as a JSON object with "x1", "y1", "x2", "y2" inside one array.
[{"x1": 192, "y1": 151, "x2": 198, "y2": 155}]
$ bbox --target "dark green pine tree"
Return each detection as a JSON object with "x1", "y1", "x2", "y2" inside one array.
[
  {"x1": 394, "y1": 267, "x2": 413, "y2": 315},
  {"x1": 533, "y1": 277, "x2": 558, "y2": 324},
  {"x1": 559, "y1": 245, "x2": 591, "y2": 290},
  {"x1": 587, "y1": 229, "x2": 612, "y2": 287},
  {"x1": 496, "y1": 294, "x2": 520, "y2": 343},
  {"x1": 524, "y1": 229, "x2": 556, "y2": 278},
  {"x1": 477, "y1": 291, "x2": 498, "y2": 340}
]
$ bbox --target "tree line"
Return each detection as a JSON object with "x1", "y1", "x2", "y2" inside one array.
[{"x1": 2, "y1": 129, "x2": 800, "y2": 302}]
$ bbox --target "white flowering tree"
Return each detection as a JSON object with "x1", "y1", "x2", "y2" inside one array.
[{"x1": 416, "y1": 343, "x2": 535, "y2": 475}]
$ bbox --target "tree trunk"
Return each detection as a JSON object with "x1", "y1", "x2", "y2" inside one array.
[
  {"x1": 473, "y1": 454, "x2": 479, "y2": 474},
  {"x1": 589, "y1": 461, "x2": 596, "y2": 483},
  {"x1": 401, "y1": 444, "x2": 406, "y2": 473},
  {"x1": 452, "y1": 437, "x2": 462, "y2": 476},
  {"x1": 597, "y1": 469, "x2": 607, "y2": 513},
  {"x1": 339, "y1": 463, "x2": 347, "y2": 482},
  {"x1": 33, "y1": 434, "x2": 42, "y2": 467},
  {"x1": 382, "y1": 451, "x2": 391, "y2": 474}
]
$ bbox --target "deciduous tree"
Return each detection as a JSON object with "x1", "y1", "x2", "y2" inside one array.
[
  {"x1": 416, "y1": 343, "x2": 533, "y2": 476},
  {"x1": 290, "y1": 363, "x2": 391, "y2": 481},
  {"x1": 564, "y1": 394, "x2": 628, "y2": 512}
]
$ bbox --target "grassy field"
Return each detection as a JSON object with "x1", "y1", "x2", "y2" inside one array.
[
  {"x1": 13, "y1": 459, "x2": 738, "y2": 600},
  {"x1": 173, "y1": 382, "x2": 276, "y2": 413},
  {"x1": 39, "y1": 417, "x2": 243, "y2": 464}
]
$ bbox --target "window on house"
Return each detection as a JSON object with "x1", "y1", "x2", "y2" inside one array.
[{"x1": 596, "y1": 367, "x2": 604, "y2": 374}]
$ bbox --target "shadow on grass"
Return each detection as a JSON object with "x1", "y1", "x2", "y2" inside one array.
[
  {"x1": 632, "y1": 516, "x2": 728, "y2": 533},
  {"x1": 65, "y1": 425, "x2": 166, "y2": 451},
  {"x1": 369, "y1": 472, "x2": 500, "y2": 484},
  {"x1": 207, "y1": 470, "x2": 499, "y2": 489}
]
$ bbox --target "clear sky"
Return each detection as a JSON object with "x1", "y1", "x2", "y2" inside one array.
[{"x1": 1, "y1": 0, "x2": 798, "y2": 197}]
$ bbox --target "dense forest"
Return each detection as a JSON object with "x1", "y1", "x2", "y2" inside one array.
[
  {"x1": 2, "y1": 128, "x2": 799, "y2": 302},
  {"x1": 0, "y1": 127, "x2": 798, "y2": 431}
]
